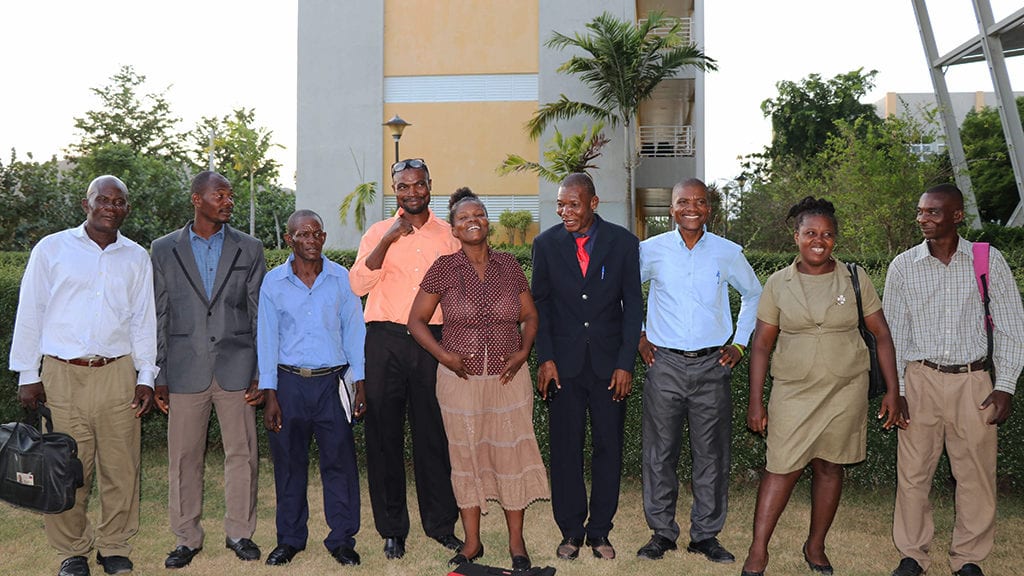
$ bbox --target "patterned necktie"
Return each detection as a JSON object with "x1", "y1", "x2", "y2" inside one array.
[{"x1": 575, "y1": 235, "x2": 589, "y2": 276}]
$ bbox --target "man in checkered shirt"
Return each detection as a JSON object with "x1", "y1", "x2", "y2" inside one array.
[{"x1": 883, "y1": 183, "x2": 1024, "y2": 576}]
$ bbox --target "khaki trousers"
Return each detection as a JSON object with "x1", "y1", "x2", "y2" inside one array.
[
  {"x1": 40, "y1": 356, "x2": 141, "y2": 560},
  {"x1": 893, "y1": 362, "x2": 998, "y2": 573},
  {"x1": 167, "y1": 378, "x2": 258, "y2": 548}
]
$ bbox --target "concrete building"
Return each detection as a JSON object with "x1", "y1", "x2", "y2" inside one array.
[
  {"x1": 874, "y1": 91, "x2": 1024, "y2": 157},
  {"x1": 297, "y1": 0, "x2": 708, "y2": 249}
]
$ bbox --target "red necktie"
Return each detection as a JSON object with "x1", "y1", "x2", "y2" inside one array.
[{"x1": 575, "y1": 235, "x2": 589, "y2": 276}]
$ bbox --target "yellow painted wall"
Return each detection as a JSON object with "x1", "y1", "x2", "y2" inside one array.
[
  {"x1": 384, "y1": 0, "x2": 538, "y2": 76},
  {"x1": 383, "y1": 101, "x2": 539, "y2": 202}
]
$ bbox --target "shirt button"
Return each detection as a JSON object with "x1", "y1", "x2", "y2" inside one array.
[
  {"x1": 584, "y1": 322, "x2": 590, "y2": 328},
  {"x1": 582, "y1": 294, "x2": 588, "y2": 300},
  {"x1": 210, "y1": 337, "x2": 215, "y2": 342}
]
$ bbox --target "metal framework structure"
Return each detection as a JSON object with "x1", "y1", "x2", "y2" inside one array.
[{"x1": 911, "y1": 0, "x2": 1024, "y2": 227}]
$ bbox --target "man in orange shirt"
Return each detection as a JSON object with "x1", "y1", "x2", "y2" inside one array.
[{"x1": 349, "y1": 159, "x2": 462, "y2": 561}]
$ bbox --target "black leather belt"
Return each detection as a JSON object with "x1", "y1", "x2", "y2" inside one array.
[
  {"x1": 663, "y1": 345, "x2": 720, "y2": 359},
  {"x1": 367, "y1": 321, "x2": 441, "y2": 336},
  {"x1": 278, "y1": 364, "x2": 345, "y2": 378},
  {"x1": 920, "y1": 359, "x2": 988, "y2": 374},
  {"x1": 52, "y1": 355, "x2": 124, "y2": 368}
]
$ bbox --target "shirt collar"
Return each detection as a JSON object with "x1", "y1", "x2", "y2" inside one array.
[
  {"x1": 283, "y1": 253, "x2": 340, "y2": 279},
  {"x1": 188, "y1": 224, "x2": 225, "y2": 242},
  {"x1": 72, "y1": 222, "x2": 126, "y2": 250},
  {"x1": 910, "y1": 236, "x2": 969, "y2": 263}
]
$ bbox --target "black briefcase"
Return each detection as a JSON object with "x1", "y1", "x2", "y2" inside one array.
[{"x1": 0, "y1": 404, "x2": 84, "y2": 514}]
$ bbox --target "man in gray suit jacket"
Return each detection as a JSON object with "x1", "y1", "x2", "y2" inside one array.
[{"x1": 151, "y1": 171, "x2": 267, "y2": 569}]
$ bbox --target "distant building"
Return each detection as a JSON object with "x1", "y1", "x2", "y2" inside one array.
[
  {"x1": 874, "y1": 91, "x2": 1024, "y2": 157},
  {"x1": 297, "y1": 0, "x2": 709, "y2": 248}
]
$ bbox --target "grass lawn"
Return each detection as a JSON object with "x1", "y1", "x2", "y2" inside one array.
[{"x1": 1, "y1": 449, "x2": 1022, "y2": 576}]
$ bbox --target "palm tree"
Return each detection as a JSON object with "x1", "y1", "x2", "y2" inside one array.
[
  {"x1": 498, "y1": 122, "x2": 610, "y2": 184},
  {"x1": 527, "y1": 11, "x2": 717, "y2": 230},
  {"x1": 339, "y1": 150, "x2": 377, "y2": 232}
]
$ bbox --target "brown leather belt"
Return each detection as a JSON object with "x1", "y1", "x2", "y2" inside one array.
[
  {"x1": 52, "y1": 355, "x2": 123, "y2": 368},
  {"x1": 663, "y1": 345, "x2": 720, "y2": 359},
  {"x1": 278, "y1": 364, "x2": 345, "y2": 378},
  {"x1": 920, "y1": 359, "x2": 988, "y2": 374}
]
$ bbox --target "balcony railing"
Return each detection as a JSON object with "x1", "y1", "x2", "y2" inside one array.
[
  {"x1": 638, "y1": 17, "x2": 692, "y2": 44},
  {"x1": 638, "y1": 125, "x2": 693, "y2": 157}
]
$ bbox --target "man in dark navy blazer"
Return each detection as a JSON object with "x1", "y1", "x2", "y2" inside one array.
[{"x1": 531, "y1": 172, "x2": 642, "y2": 561}]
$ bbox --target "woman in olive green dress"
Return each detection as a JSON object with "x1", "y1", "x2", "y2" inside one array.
[{"x1": 740, "y1": 197, "x2": 905, "y2": 576}]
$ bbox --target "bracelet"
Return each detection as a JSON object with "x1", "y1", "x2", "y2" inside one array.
[{"x1": 731, "y1": 343, "x2": 746, "y2": 357}]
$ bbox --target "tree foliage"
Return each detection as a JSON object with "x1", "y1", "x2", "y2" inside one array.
[
  {"x1": 733, "y1": 115, "x2": 949, "y2": 255},
  {"x1": 497, "y1": 210, "x2": 533, "y2": 245},
  {"x1": 70, "y1": 65, "x2": 184, "y2": 161},
  {"x1": 1, "y1": 68, "x2": 292, "y2": 250},
  {"x1": 498, "y1": 123, "x2": 609, "y2": 184},
  {"x1": 959, "y1": 97, "x2": 1024, "y2": 224},
  {"x1": 528, "y1": 11, "x2": 717, "y2": 229},
  {"x1": 188, "y1": 108, "x2": 291, "y2": 247},
  {"x1": 760, "y1": 69, "x2": 881, "y2": 170},
  {"x1": 0, "y1": 151, "x2": 79, "y2": 251}
]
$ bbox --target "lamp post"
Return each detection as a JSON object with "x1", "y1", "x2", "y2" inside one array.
[{"x1": 383, "y1": 114, "x2": 411, "y2": 164}]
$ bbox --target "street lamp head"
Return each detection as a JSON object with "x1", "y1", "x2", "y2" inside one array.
[
  {"x1": 736, "y1": 174, "x2": 747, "y2": 189},
  {"x1": 383, "y1": 114, "x2": 411, "y2": 140}
]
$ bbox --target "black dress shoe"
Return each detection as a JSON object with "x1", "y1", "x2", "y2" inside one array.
[
  {"x1": 891, "y1": 557, "x2": 924, "y2": 576},
  {"x1": 330, "y1": 545, "x2": 361, "y2": 566},
  {"x1": 687, "y1": 537, "x2": 735, "y2": 564},
  {"x1": 95, "y1": 553, "x2": 132, "y2": 575},
  {"x1": 556, "y1": 537, "x2": 583, "y2": 560},
  {"x1": 265, "y1": 544, "x2": 301, "y2": 566},
  {"x1": 954, "y1": 563, "x2": 984, "y2": 576},
  {"x1": 585, "y1": 536, "x2": 616, "y2": 560},
  {"x1": 58, "y1": 556, "x2": 90, "y2": 576},
  {"x1": 434, "y1": 533, "x2": 465, "y2": 551},
  {"x1": 226, "y1": 537, "x2": 261, "y2": 561},
  {"x1": 637, "y1": 534, "x2": 678, "y2": 560},
  {"x1": 802, "y1": 542, "x2": 833, "y2": 575},
  {"x1": 383, "y1": 537, "x2": 406, "y2": 560},
  {"x1": 448, "y1": 543, "x2": 484, "y2": 567},
  {"x1": 511, "y1": 554, "x2": 532, "y2": 571},
  {"x1": 164, "y1": 546, "x2": 202, "y2": 569}
]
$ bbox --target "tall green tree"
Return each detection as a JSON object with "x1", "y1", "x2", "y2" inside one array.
[
  {"x1": 959, "y1": 97, "x2": 1024, "y2": 224},
  {"x1": 499, "y1": 123, "x2": 609, "y2": 183},
  {"x1": 219, "y1": 112, "x2": 282, "y2": 236},
  {"x1": 189, "y1": 108, "x2": 290, "y2": 246},
  {"x1": 63, "y1": 66, "x2": 192, "y2": 246},
  {"x1": 760, "y1": 69, "x2": 881, "y2": 170},
  {"x1": 527, "y1": 11, "x2": 716, "y2": 230},
  {"x1": 822, "y1": 117, "x2": 940, "y2": 254},
  {"x1": 70, "y1": 65, "x2": 185, "y2": 161},
  {"x1": 733, "y1": 114, "x2": 948, "y2": 254}
]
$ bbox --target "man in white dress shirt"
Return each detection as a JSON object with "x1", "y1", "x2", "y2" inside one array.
[{"x1": 9, "y1": 175, "x2": 158, "y2": 576}]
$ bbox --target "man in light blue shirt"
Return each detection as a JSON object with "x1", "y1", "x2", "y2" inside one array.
[
  {"x1": 257, "y1": 209, "x2": 366, "y2": 567},
  {"x1": 636, "y1": 179, "x2": 761, "y2": 564}
]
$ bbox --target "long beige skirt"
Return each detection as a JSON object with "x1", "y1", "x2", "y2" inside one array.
[{"x1": 436, "y1": 364, "x2": 550, "y2": 513}]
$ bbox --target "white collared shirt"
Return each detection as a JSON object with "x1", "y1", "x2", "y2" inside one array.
[{"x1": 9, "y1": 223, "x2": 159, "y2": 387}]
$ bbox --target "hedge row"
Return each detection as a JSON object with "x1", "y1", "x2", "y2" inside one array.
[{"x1": 1, "y1": 246, "x2": 1022, "y2": 491}]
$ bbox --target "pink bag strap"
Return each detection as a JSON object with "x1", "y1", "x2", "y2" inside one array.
[{"x1": 972, "y1": 242, "x2": 990, "y2": 299}]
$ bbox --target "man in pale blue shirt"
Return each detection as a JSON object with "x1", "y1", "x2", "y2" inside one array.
[
  {"x1": 636, "y1": 179, "x2": 761, "y2": 564},
  {"x1": 257, "y1": 209, "x2": 366, "y2": 567}
]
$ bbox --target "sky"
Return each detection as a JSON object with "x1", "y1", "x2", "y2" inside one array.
[{"x1": 2, "y1": 1, "x2": 1024, "y2": 193}]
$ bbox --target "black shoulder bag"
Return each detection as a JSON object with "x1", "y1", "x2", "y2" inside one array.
[
  {"x1": 847, "y1": 263, "x2": 886, "y2": 399},
  {"x1": 0, "y1": 403, "x2": 84, "y2": 514}
]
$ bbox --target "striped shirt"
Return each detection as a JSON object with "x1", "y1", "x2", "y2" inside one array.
[{"x1": 883, "y1": 237, "x2": 1024, "y2": 394}]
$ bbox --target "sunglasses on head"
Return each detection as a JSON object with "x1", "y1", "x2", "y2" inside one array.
[{"x1": 391, "y1": 158, "x2": 428, "y2": 176}]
